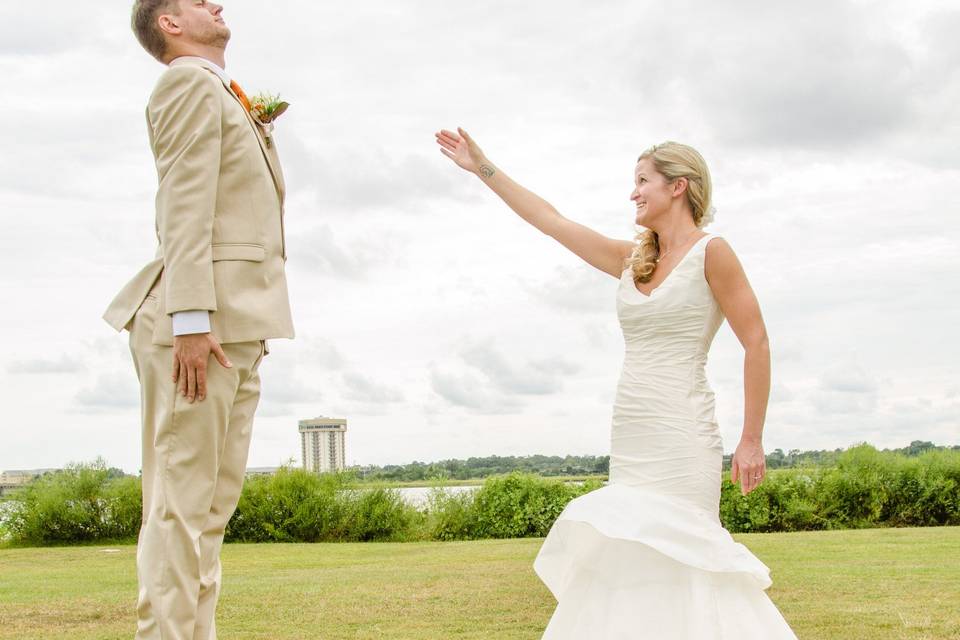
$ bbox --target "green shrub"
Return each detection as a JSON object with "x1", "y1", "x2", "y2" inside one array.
[
  {"x1": 343, "y1": 487, "x2": 420, "y2": 542},
  {"x1": 720, "y1": 469, "x2": 821, "y2": 533},
  {"x1": 719, "y1": 445, "x2": 960, "y2": 533},
  {"x1": 815, "y1": 444, "x2": 892, "y2": 528},
  {"x1": 225, "y1": 469, "x2": 420, "y2": 543},
  {"x1": 2, "y1": 460, "x2": 141, "y2": 545},
  {"x1": 227, "y1": 469, "x2": 350, "y2": 542},
  {"x1": 5, "y1": 445, "x2": 959, "y2": 546},
  {"x1": 882, "y1": 450, "x2": 960, "y2": 526},
  {"x1": 470, "y1": 473, "x2": 599, "y2": 539},
  {"x1": 426, "y1": 487, "x2": 478, "y2": 541}
]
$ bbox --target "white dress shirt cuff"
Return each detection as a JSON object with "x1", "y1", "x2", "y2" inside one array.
[{"x1": 172, "y1": 310, "x2": 211, "y2": 335}]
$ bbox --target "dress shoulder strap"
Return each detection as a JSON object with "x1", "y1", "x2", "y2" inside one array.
[
  {"x1": 701, "y1": 233, "x2": 724, "y2": 249},
  {"x1": 693, "y1": 232, "x2": 716, "y2": 255}
]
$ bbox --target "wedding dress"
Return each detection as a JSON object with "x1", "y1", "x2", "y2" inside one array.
[{"x1": 534, "y1": 234, "x2": 798, "y2": 639}]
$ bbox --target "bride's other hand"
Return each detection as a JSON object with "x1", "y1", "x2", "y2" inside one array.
[
  {"x1": 435, "y1": 127, "x2": 487, "y2": 175},
  {"x1": 731, "y1": 439, "x2": 766, "y2": 495}
]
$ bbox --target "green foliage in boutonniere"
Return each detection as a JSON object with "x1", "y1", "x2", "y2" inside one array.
[{"x1": 249, "y1": 93, "x2": 290, "y2": 124}]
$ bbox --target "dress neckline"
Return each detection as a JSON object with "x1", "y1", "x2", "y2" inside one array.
[{"x1": 628, "y1": 233, "x2": 711, "y2": 298}]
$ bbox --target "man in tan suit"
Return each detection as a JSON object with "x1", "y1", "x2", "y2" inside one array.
[{"x1": 104, "y1": 1, "x2": 294, "y2": 637}]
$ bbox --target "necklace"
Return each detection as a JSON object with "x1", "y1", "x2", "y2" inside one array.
[{"x1": 655, "y1": 230, "x2": 698, "y2": 264}]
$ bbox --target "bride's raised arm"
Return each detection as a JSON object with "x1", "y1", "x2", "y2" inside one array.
[{"x1": 435, "y1": 127, "x2": 634, "y2": 278}]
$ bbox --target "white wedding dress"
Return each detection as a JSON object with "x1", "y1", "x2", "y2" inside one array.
[{"x1": 534, "y1": 234, "x2": 798, "y2": 639}]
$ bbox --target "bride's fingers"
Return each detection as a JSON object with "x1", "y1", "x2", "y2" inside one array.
[
  {"x1": 436, "y1": 133, "x2": 460, "y2": 148},
  {"x1": 436, "y1": 137, "x2": 457, "y2": 153},
  {"x1": 436, "y1": 135, "x2": 463, "y2": 153},
  {"x1": 439, "y1": 147, "x2": 456, "y2": 160},
  {"x1": 438, "y1": 129, "x2": 462, "y2": 143}
]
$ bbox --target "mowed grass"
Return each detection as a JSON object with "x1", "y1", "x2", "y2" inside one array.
[{"x1": 0, "y1": 527, "x2": 958, "y2": 639}]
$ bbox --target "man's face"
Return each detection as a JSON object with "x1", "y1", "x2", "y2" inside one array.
[{"x1": 167, "y1": 0, "x2": 230, "y2": 49}]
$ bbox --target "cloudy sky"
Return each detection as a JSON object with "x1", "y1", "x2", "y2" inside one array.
[{"x1": 1, "y1": 0, "x2": 958, "y2": 474}]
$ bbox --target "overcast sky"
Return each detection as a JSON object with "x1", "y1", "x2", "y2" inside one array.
[{"x1": 1, "y1": 0, "x2": 958, "y2": 474}]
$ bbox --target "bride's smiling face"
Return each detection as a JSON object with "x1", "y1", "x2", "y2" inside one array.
[{"x1": 631, "y1": 158, "x2": 673, "y2": 227}]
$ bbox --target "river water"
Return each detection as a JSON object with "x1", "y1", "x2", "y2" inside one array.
[{"x1": 394, "y1": 485, "x2": 478, "y2": 508}]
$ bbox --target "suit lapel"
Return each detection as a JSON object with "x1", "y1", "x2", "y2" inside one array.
[
  {"x1": 224, "y1": 83, "x2": 286, "y2": 203},
  {"x1": 169, "y1": 58, "x2": 285, "y2": 202}
]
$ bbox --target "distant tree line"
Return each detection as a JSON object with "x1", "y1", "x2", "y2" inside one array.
[
  {"x1": 350, "y1": 454, "x2": 610, "y2": 482},
  {"x1": 349, "y1": 441, "x2": 957, "y2": 481},
  {"x1": 730, "y1": 440, "x2": 959, "y2": 471}
]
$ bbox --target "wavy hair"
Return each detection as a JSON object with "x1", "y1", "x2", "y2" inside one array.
[{"x1": 626, "y1": 141, "x2": 713, "y2": 284}]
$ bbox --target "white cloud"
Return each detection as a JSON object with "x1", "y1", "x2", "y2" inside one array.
[
  {"x1": 258, "y1": 363, "x2": 324, "y2": 414},
  {"x1": 0, "y1": 6, "x2": 102, "y2": 55},
  {"x1": 8, "y1": 355, "x2": 84, "y2": 374},
  {"x1": 342, "y1": 371, "x2": 404, "y2": 404},
  {"x1": 461, "y1": 342, "x2": 581, "y2": 397},
  {"x1": 429, "y1": 365, "x2": 523, "y2": 415},
  {"x1": 287, "y1": 224, "x2": 383, "y2": 280},
  {"x1": 75, "y1": 372, "x2": 140, "y2": 412},
  {"x1": 523, "y1": 265, "x2": 616, "y2": 315}
]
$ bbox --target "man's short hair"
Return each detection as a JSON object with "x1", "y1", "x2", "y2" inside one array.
[{"x1": 131, "y1": 0, "x2": 180, "y2": 62}]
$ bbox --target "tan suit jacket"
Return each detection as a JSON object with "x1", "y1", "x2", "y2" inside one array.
[{"x1": 103, "y1": 57, "x2": 294, "y2": 345}]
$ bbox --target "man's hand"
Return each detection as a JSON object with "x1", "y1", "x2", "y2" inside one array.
[{"x1": 172, "y1": 333, "x2": 232, "y2": 403}]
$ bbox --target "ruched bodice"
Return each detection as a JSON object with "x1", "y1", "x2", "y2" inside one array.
[
  {"x1": 610, "y1": 234, "x2": 726, "y2": 510},
  {"x1": 534, "y1": 234, "x2": 798, "y2": 639},
  {"x1": 617, "y1": 232, "x2": 723, "y2": 390}
]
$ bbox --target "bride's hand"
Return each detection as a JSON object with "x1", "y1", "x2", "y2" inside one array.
[
  {"x1": 731, "y1": 439, "x2": 766, "y2": 496},
  {"x1": 435, "y1": 127, "x2": 488, "y2": 176}
]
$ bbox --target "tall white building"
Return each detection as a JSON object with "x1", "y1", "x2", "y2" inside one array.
[{"x1": 299, "y1": 417, "x2": 347, "y2": 473}]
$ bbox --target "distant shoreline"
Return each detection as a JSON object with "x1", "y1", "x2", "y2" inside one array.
[{"x1": 348, "y1": 474, "x2": 607, "y2": 489}]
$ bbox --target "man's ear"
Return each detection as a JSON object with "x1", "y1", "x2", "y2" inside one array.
[{"x1": 158, "y1": 13, "x2": 183, "y2": 36}]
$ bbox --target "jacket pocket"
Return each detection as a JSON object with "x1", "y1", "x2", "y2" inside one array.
[{"x1": 211, "y1": 243, "x2": 265, "y2": 262}]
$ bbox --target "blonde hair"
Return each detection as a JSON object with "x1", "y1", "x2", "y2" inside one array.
[{"x1": 625, "y1": 141, "x2": 713, "y2": 284}]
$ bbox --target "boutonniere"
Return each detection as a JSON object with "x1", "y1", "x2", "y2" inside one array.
[{"x1": 249, "y1": 93, "x2": 290, "y2": 147}]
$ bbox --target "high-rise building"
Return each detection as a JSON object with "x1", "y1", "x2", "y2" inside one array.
[{"x1": 298, "y1": 417, "x2": 347, "y2": 473}]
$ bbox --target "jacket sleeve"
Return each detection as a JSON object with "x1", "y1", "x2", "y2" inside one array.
[{"x1": 147, "y1": 65, "x2": 222, "y2": 314}]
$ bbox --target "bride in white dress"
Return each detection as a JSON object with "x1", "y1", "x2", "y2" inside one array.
[{"x1": 435, "y1": 128, "x2": 798, "y2": 639}]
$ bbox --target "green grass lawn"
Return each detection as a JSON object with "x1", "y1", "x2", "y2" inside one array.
[{"x1": 1, "y1": 527, "x2": 958, "y2": 639}]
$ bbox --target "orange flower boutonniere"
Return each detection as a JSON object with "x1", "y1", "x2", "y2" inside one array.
[{"x1": 249, "y1": 93, "x2": 290, "y2": 147}]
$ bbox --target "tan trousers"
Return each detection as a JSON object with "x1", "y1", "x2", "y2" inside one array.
[{"x1": 129, "y1": 294, "x2": 265, "y2": 640}]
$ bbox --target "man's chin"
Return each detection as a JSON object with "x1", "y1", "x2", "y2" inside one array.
[
  {"x1": 207, "y1": 31, "x2": 230, "y2": 49},
  {"x1": 211, "y1": 24, "x2": 231, "y2": 44}
]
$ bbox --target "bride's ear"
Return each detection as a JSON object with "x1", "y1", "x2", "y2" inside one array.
[{"x1": 672, "y1": 177, "x2": 688, "y2": 198}]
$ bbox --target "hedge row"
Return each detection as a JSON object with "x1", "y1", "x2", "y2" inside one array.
[
  {"x1": 720, "y1": 444, "x2": 960, "y2": 532},
  {"x1": 2, "y1": 444, "x2": 957, "y2": 546}
]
